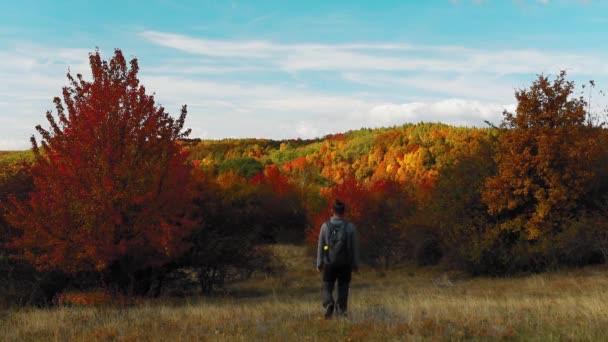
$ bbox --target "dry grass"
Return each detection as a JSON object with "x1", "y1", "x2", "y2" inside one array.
[{"x1": 3, "y1": 245, "x2": 608, "y2": 341}]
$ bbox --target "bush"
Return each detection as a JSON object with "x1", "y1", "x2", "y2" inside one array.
[{"x1": 414, "y1": 238, "x2": 442, "y2": 266}]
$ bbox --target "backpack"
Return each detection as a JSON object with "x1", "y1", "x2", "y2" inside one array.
[{"x1": 326, "y1": 220, "x2": 350, "y2": 267}]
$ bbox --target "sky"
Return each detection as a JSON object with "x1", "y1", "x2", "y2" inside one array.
[{"x1": 1, "y1": 0, "x2": 607, "y2": 150}]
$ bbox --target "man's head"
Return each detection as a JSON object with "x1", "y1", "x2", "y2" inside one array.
[{"x1": 332, "y1": 199, "x2": 345, "y2": 217}]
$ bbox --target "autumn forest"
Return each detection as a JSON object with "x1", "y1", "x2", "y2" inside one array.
[{"x1": 1, "y1": 49, "x2": 608, "y2": 307}]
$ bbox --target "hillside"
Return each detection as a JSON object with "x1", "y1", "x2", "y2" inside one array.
[{"x1": 187, "y1": 122, "x2": 495, "y2": 188}]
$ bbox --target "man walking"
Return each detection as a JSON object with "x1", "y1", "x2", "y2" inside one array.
[{"x1": 316, "y1": 199, "x2": 360, "y2": 319}]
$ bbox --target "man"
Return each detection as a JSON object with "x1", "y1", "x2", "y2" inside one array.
[{"x1": 316, "y1": 199, "x2": 360, "y2": 319}]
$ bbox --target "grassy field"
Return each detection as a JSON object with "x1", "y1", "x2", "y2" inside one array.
[{"x1": 2, "y1": 245, "x2": 608, "y2": 341}]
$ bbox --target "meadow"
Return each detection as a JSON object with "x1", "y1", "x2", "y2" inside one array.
[{"x1": 2, "y1": 245, "x2": 608, "y2": 341}]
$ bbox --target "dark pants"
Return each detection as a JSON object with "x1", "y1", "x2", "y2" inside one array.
[{"x1": 322, "y1": 265, "x2": 352, "y2": 315}]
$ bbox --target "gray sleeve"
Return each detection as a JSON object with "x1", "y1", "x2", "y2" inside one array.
[
  {"x1": 316, "y1": 223, "x2": 327, "y2": 269},
  {"x1": 351, "y1": 224, "x2": 361, "y2": 268}
]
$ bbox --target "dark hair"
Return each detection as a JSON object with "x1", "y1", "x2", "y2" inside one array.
[{"x1": 332, "y1": 199, "x2": 345, "y2": 216}]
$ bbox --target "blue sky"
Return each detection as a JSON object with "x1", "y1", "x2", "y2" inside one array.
[{"x1": 1, "y1": 0, "x2": 607, "y2": 149}]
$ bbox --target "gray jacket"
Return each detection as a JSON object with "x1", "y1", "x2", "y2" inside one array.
[{"x1": 316, "y1": 217, "x2": 360, "y2": 269}]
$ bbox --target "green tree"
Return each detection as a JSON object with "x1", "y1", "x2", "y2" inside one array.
[{"x1": 218, "y1": 157, "x2": 264, "y2": 179}]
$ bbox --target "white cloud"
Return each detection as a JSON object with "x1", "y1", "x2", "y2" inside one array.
[
  {"x1": 139, "y1": 75, "x2": 375, "y2": 117},
  {"x1": 139, "y1": 31, "x2": 415, "y2": 58},
  {"x1": 263, "y1": 99, "x2": 515, "y2": 142},
  {"x1": 367, "y1": 99, "x2": 515, "y2": 127},
  {"x1": 140, "y1": 75, "x2": 281, "y2": 101},
  {"x1": 368, "y1": 102, "x2": 426, "y2": 126},
  {"x1": 281, "y1": 47, "x2": 607, "y2": 75},
  {"x1": 140, "y1": 31, "x2": 608, "y2": 76},
  {"x1": 0, "y1": 139, "x2": 31, "y2": 151},
  {"x1": 254, "y1": 95, "x2": 371, "y2": 114},
  {"x1": 0, "y1": 46, "x2": 521, "y2": 147},
  {"x1": 146, "y1": 64, "x2": 263, "y2": 75},
  {"x1": 137, "y1": 73, "x2": 512, "y2": 139},
  {"x1": 3, "y1": 32, "x2": 606, "y2": 148},
  {"x1": 342, "y1": 72, "x2": 519, "y2": 103},
  {"x1": 139, "y1": 31, "x2": 278, "y2": 58},
  {"x1": 0, "y1": 46, "x2": 96, "y2": 150},
  {"x1": 295, "y1": 121, "x2": 321, "y2": 139}
]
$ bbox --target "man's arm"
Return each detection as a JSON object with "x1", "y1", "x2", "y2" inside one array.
[{"x1": 316, "y1": 223, "x2": 326, "y2": 271}]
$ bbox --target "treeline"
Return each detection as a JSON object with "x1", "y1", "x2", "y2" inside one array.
[
  {"x1": 1, "y1": 50, "x2": 607, "y2": 306},
  {"x1": 142, "y1": 72, "x2": 608, "y2": 275},
  {"x1": 186, "y1": 123, "x2": 494, "y2": 266}
]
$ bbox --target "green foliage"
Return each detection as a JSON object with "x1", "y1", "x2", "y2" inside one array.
[
  {"x1": 338, "y1": 131, "x2": 375, "y2": 161},
  {"x1": 188, "y1": 139, "x2": 280, "y2": 162},
  {"x1": 218, "y1": 157, "x2": 264, "y2": 179},
  {"x1": 268, "y1": 141, "x2": 323, "y2": 164},
  {"x1": 420, "y1": 137, "x2": 496, "y2": 271},
  {"x1": 0, "y1": 151, "x2": 34, "y2": 165}
]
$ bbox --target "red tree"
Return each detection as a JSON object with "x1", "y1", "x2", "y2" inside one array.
[
  {"x1": 7, "y1": 50, "x2": 196, "y2": 285},
  {"x1": 306, "y1": 176, "x2": 413, "y2": 267},
  {"x1": 250, "y1": 164, "x2": 290, "y2": 195}
]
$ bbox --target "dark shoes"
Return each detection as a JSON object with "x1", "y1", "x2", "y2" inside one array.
[
  {"x1": 324, "y1": 304, "x2": 349, "y2": 319},
  {"x1": 324, "y1": 304, "x2": 334, "y2": 319}
]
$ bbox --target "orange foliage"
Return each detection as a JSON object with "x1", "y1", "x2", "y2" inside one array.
[
  {"x1": 217, "y1": 170, "x2": 247, "y2": 188},
  {"x1": 56, "y1": 289, "x2": 115, "y2": 306},
  {"x1": 483, "y1": 72, "x2": 602, "y2": 239}
]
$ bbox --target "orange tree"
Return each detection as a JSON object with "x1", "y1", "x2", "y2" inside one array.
[
  {"x1": 6, "y1": 50, "x2": 195, "y2": 295},
  {"x1": 483, "y1": 71, "x2": 602, "y2": 241}
]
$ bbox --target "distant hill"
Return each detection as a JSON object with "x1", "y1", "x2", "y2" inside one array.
[
  {"x1": 1, "y1": 122, "x2": 495, "y2": 189},
  {"x1": 186, "y1": 122, "x2": 495, "y2": 188}
]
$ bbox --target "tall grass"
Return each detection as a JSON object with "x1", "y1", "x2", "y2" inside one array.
[{"x1": 2, "y1": 245, "x2": 608, "y2": 341}]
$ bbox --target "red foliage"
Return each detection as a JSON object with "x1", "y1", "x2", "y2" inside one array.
[
  {"x1": 329, "y1": 133, "x2": 346, "y2": 141},
  {"x1": 311, "y1": 177, "x2": 366, "y2": 239},
  {"x1": 6, "y1": 49, "x2": 196, "y2": 274},
  {"x1": 250, "y1": 164, "x2": 290, "y2": 195},
  {"x1": 306, "y1": 175, "x2": 413, "y2": 265},
  {"x1": 306, "y1": 176, "x2": 368, "y2": 244}
]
